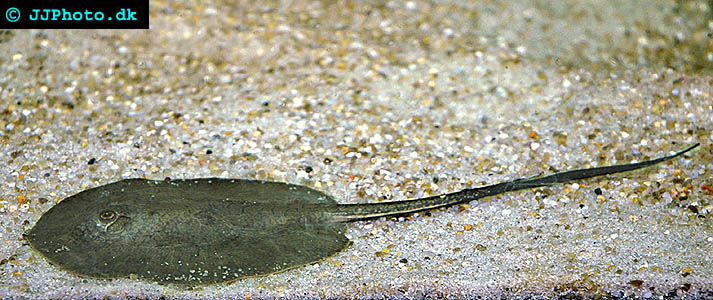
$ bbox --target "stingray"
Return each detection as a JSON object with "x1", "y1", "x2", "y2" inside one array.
[{"x1": 24, "y1": 143, "x2": 698, "y2": 284}]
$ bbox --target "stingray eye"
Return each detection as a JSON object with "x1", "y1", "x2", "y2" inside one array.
[{"x1": 98, "y1": 210, "x2": 117, "y2": 223}]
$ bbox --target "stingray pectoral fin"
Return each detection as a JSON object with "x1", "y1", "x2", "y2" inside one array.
[
  {"x1": 112, "y1": 222, "x2": 350, "y2": 285},
  {"x1": 330, "y1": 143, "x2": 699, "y2": 222}
]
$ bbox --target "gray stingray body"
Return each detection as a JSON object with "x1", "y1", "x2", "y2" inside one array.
[
  {"x1": 26, "y1": 179, "x2": 350, "y2": 284},
  {"x1": 24, "y1": 144, "x2": 698, "y2": 285}
]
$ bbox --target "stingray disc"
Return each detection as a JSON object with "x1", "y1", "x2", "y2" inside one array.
[{"x1": 25, "y1": 178, "x2": 350, "y2": 284}]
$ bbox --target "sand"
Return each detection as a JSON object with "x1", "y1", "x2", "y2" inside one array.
[{"x1": 1, "y1": 0, "x2": 711, "y2": 298}]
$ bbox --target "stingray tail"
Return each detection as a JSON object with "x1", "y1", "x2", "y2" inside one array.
[{"x1": 330, "y1": 143, "x2": 698, "y2": 222}]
